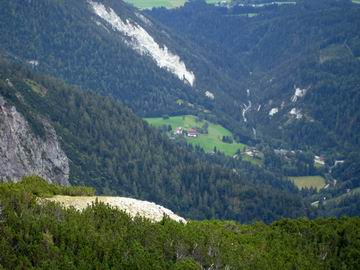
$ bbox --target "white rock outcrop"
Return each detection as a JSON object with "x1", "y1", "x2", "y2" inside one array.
[
  {"x1": 46, "y1": 195, "x2": 187, "y2": 223},
  {"x1": 269, "y1": 107, "x2": 279, "y2": 116},
  {"x1": 242, "y1": 101, "x2": 252, "y2": 122},
  {"x1": 291, "y1": 86, "x2": 307, "y2": 102},
  {"x1": 0, "y1": 96, "x2": 69, "y2": 184},
  {"x1": 89, "y1": 1, "x2": 195, "y2": 86},
  {"x1": 205, "y1": 90, "x2": 215, "y2": 99},
  {"x1": 27, "y1": 60, "x2": 39, "y2": 67},
  {"x1": 289, "y1": 108, "x2": 303, "y2": 119}
]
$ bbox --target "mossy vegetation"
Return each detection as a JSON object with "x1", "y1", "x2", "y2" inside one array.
[{"x1": 0, "y1": 176, "x2": 95, "y2": 198}]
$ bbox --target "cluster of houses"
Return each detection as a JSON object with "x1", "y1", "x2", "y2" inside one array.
[
  {"x1": 174, "y1": 127, "x2": 198, "y2": 138},
  {"x1": 314, "y1": 155, "x2": 326, "y2": 166},
  {"x1": 244, "y1": 147, "x2": 261, "y2": 158}
]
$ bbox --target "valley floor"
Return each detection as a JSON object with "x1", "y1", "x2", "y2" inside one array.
[{"x1": 145, "y1": 115, "x2": 246, "y2": 156}]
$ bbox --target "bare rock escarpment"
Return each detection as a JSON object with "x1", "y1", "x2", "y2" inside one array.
[{"x1": 0, "y1": 96, "x2": 69, "y2": 185}]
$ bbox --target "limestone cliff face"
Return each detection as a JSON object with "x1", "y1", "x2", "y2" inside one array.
[{"x1": 0, "y1": 96, "x2": 69, "y2": 185}]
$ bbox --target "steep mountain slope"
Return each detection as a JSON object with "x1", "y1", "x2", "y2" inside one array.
[
  {"x1": 1, "y1": 0, "x2": 359, "y2": 220},
  {"x1": 149, "y1": 0, "x2": 360, "y2": 152},
  {"x1": 0, "y1": 0, "x2": 193, "y2": 114},
  {"x1": 0, "y1": 57, "x2": 307, "y2": 223},
  {"x1": 0, "y1": 96, "x2": 69, "y2": 185},
  {"x1": 0, "y1": 0, "x2": 246, "y2": 128},
  {"x1": 149, "y1": 0, "x2": 360, "y2": 211},
  {"x1": 2, "y1": 0, "x2": 359, "y2": 152}
]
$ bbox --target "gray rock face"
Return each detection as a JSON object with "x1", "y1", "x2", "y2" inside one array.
[{"x1": 0, "y1": 96, "x2": 69, "y2": 185}]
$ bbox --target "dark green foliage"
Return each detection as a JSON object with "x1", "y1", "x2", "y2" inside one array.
[
  {"x1": 0, "y1": 0, "x2": 264, "y2": 145},
  {"x1": 2, "y1": 0, "x2": 360, "y2": 155},
  {"x1": 263, "y1": 148, "x2": 318, "y2": 176},
  {"x1": 0, "y1": 180, "x2": 359, "y2": 269},
  {"x1": 149, "y1": 0, "x2": 360, "y2": 152},
  {"x1": 149, "y1": 0, "x2": 360, "y2": 216},
  {"x1": 221, "y1": 135, "x2": 233, "y2": 144},
  {"x1": 319, "y1": 194, "x2": 360, "y2": 218},
  {"x1": 1, "y1": 0, "x2": 360, "y2": 223},
  {"x1": 0, "y1": 0, "x2": 207, "y2": 117},
  {"x1": 0, "y1": 176, "x2": 95, "y2": 198},
  {"x1": 0, "y1": 57, "x2": 306, "y2": 223}
]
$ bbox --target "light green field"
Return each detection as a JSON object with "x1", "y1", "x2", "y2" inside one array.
[
  {"x1": 124, "y1": 0, "x2": 185, "y2": 9},
  {"x1": 124, "y1": 0, "x2": 231, "y2": 9},
  {"x1": 242, "y1": 154, "x2": 263, "y2": 166},
  {"x1": 25, "y1": 79, "x2": 47, "y2": 96},
  {"x1": 352, "y1": 0, "x2": 360, "y2": 4},
  {"x1": 289, "y1": 176, "x2": 326, "y2": 191},
  {"x1": 144, "y1": 115, "x2": 246, "y2": 156},
  {"x1": 205, "y1": 0, "x2": 231, "y2": 4}
]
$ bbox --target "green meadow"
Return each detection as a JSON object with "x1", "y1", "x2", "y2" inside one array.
[
  {"x1": 144, "y1": 115, "x2": 246, "y2": 156},
  {"x1": 124, "y1": 0, "x2": 231, "y2": 9},
  {"x1": 124, "y1": 0, "x2": 185, "y2": 9},
  {"x1": 289, "y1": 176, "x2": 326, "y2": 191}
]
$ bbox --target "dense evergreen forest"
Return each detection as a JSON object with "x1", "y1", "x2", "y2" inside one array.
[
  {"x1": 3, "y1": 0, "x2": 360, "y2": 158},
  {"x1": 149, "y1": 0, "x2": 360, "y2": 218},
  {"x1": 1, "y1": 177, "x2": 360, "y2": 269},
  {"x1": 1, "y1": 1, "x2": 360, "y2": 267},
  {"x1": 0, "y1": 57, "x2": 308, "y2": 223},
  {"x1": 0, "y1": 0, "x2": 219, "y2": 118},
  {"x1": 1, "y1": 0, "x2": 359, "y2": 153},
  {"x1": 149, "y1": 0, "x2": 360, "y2": 152},
  {"x1": 0, "y1": 0, "x2": 279, "y2": 145},
  {"x1": 1, "y1": 0, "x2": 360, "y2": 222}
]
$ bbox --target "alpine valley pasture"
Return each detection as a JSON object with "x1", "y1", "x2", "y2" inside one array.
[
  {"x1": 145, "y1": 115, "x2": 246, "y2": 156},
  {"x1": 124, "y1": 0, "x2": 231, "y2": 9}
]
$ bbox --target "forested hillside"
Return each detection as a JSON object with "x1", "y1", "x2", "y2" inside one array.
[
  {"x1": 0, "y1": 57, "x2": 308, "y2": 223},
  {"x1": 1, "y1": 1, "x2": 360, "y2": 267},
  {"x1": 150, "y1": 0, "x2": 360, "y2": 152},
  {"x1": 0, "y1": 0, "x2": 246, "y2": 125},
  {"x1": 149, "y1": 0, "x2": 360, "y2": 216},
  {"x1": 2, "y1": 0, "x2": 360, "y2": 153},
  {"x1": 0, "y1": 0, "x2": 195, "y2": 116},
  {"x1": 1, "y1": 178, "x2": 359, "y2": 270}
]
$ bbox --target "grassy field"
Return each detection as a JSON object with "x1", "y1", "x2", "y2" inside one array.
[
  {"x1": 352, "y1": 0, "x2": 360, "y2": 4},
  {"x1": 144, "y1": 115, "x2": 246, "y2": 156},
  {"x1": 124, "y1": 0, "x2": 231, "y2": 9},
  {"x1": 124, "y1": 0, "x2": 185, "y2": 9},
  {"x1": 289, "y1": 176, "x2": 326, "y2": 191}
]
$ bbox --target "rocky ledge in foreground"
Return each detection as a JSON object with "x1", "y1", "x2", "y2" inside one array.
[{"x1": 46, "y1": 195, "x2": 187, "y2": 223}]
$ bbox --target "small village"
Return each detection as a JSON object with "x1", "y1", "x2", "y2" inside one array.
[{"x1": 174, "y1": 127, "x2": 199, "y2": 138}]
